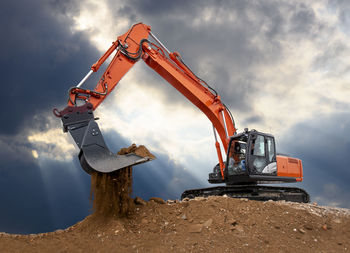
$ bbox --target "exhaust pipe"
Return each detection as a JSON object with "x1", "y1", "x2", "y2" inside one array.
[{"x1": 57, "y1": 103, "x2": 153, "y2": 174}]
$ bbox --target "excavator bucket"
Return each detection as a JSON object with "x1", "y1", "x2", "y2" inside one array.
[{"x1": 60, "y1": 105, "x2": 153, "y2": 174}]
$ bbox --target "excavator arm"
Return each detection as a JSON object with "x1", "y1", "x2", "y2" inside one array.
[{"x1": 54, "y1": 23, "x2": 236, "y2": 178}]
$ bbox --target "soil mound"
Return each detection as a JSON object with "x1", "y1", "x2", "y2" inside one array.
[
  {"x1": 1, "y1": 197, "x2": 349, "y2": 252},
  {"x1": 2, "y1": 145, "x2": 349, "y2": 252}
]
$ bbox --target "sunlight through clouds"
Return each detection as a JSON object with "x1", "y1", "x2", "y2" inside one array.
[{"x1": 27, "y1": 123, "x2": 75, "y2": 162}]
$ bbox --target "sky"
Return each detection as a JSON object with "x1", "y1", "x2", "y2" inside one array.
[{"x1": 0, "y1": 0, "x2": 349, "y2": 234}]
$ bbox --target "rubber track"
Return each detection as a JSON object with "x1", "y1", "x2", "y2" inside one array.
[{"x1": 181, "y1": 185, "x2": 310, "y2": 203}]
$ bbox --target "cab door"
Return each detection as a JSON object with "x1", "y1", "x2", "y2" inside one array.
[{"x1": 247, "y1": 133, "x2": 277, "y2": 175}]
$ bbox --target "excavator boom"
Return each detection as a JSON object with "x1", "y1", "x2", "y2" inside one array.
[{"x1": 54, "y1": 23, "x2": 236, "y2": 176}]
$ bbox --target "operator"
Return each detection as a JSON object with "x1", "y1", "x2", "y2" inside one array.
[{"x1": 227, "y1": 143, "x2": 246, "y2": 175}]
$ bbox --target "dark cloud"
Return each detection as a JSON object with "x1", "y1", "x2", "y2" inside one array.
[
  {"x1": 133, "y1": 153, "x2": 204, "y2": 200},
  {"x1": 243, "y1": 114, "x2": 265, "y2": 126},
  {"x1": 0, "y1": 135, "x2": 91, "y2": 234},
  {"x1": 0, "y1": 0, "x2": 98, "y2": 233},
  {"x1": 288, "y1": 3, "x2": 317, "y2": 35},
  {"x1": 329, "y1": 0, "x2": 350, "y2": 32},
  {"x1": 103, "y1": 0, "x2": 328, "y2": 121},
  {"x1": 0, "y1": 0, "x2": 99, "y2": 135},
  {"x1": 278, "y1": 112, "x2": 350, "y2": 208},
  {"x1": 312, "y1": 41, "x2": 350, "y2": 76}
]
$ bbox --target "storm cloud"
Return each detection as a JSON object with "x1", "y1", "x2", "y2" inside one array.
[
  {"x1": 279, "y1": 112, "x2": 350, "y2": 208},
  {"x1": 0, "y1": 0, "x2": 99, "y2": 134}
]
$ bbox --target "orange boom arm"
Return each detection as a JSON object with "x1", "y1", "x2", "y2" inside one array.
[{"x1": 55, "y1": 23, "x2": 236, "y2": 178}]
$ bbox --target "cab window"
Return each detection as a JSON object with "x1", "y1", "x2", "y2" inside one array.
[
  {"x1": 251, "y1": 135, "x2": 265, "y2": 157},
  {"x1": 266, "y1": 137, "x2": 275, "y2": 162}
]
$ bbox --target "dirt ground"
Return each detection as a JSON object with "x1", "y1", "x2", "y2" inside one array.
[
  {"x1": 0, "y1": 197, "x2": 349, "y2": 253},
  {"x1": 1, "y1": 145, "x2": 349, "y2": 252}
]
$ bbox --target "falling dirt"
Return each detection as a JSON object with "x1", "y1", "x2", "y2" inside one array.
[
  {"x1": 90, "y1": 168, "x2": 134, "y2": 217},
  {"x1": 90, "y1": 144, "x2": 155, "y2": 217}
]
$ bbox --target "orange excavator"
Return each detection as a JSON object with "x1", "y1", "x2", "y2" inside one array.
[{"x1": 54, "y1": 23, "x2": 309, "y2": 203}]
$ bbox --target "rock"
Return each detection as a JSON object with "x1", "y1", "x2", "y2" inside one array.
[
  {"x1": 189, "y1": 224, "x2": 203, "y2": 233},
  {"x1": 149, "y1": 197, "x2": 166, "y2": 204},
  {"x1": 304, "y1": 224, "x2": 313, "y2": 230},
  {"x1": 312, "y1": 202, "x2": 318, "y2": 206},
  {"x1": 182, "y1": 202, "x2": 189, "y2": 207},
  {"x1": 203, "y1": 218, "x2": 213, "y2": 228},
  {"x1": 134, "y1": 197, "x2": 147, "y2": 205},
  {"x1": 333, "y1": 219, "x2": 341, "y2": 224},
  {"x1": 141, "y1": 218, "x2": 148, "y2": 224},
  {"x1": 234, "y1": 225, "x2": 244, "y2": 233},
  {"x1": 322, "y1": 225, "x2": 328, "y2": 231},
  {"x1": 298, "y1": 228, "x2": 306, "y2": 234},
  {"x1": 181, "y1": 214, "x2": 187, "y2": 220},
  {"x1": 228, "y1": 219, "x2": 238, "y2": 226},
  {"x1": 240, "y1": 198, "x2": 249, "y2": 202},
  {"x1": 182, "y1": 197, "x2": 190, "y2": 202}
]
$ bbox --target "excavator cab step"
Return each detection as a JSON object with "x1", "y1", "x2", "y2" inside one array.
[{"x1": 60, "y1": 104, "x2": 153, "y2": 174}]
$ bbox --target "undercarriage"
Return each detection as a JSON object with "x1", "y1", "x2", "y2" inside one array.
[{"x1": 181, "y1": 185, "x2": 310, "y2": 203}]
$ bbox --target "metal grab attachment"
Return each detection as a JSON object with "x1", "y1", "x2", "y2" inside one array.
[{"x1": 60, "y1": 103, "x2": 153, "y2": 174}]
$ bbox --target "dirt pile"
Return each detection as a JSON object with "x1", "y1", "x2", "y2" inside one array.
[
  {"x1": 118, "y1": 144, "x2": 156, "y2": 159},
  {"x1": 90, "y1": 144, "x2": 155, "y2": 217},
  {"x1": 1, "y1": 197, "x2": 349, "y2": 252}
]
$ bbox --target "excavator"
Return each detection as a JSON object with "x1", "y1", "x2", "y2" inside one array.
[{"x1": 54, "y1": 23, "x2": 309, "y2": 203}]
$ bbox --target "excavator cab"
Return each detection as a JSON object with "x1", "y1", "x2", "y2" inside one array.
[
  {"x1": 225, "y1": 129, "x2": 281, "y2": 184},
  {"x1": 246, "y1": 131, "x2": 277, "y2": 175},
  {"x1": 209, "y1": 129, "x2": 292, "y2": 185}
]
